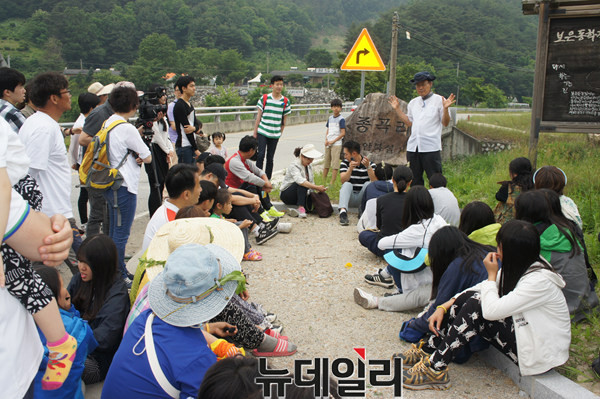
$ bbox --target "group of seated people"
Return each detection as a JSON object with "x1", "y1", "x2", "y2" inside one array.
[{"x1": 351, "y1": 156, "x2": 597, "y2": 390}]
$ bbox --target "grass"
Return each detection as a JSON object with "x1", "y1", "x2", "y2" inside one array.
[{"x1": 449, "y1": 114, "x2": 600, "y2": 393}]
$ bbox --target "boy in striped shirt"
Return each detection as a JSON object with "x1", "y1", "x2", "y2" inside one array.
[{"x1": 253, "y1": 76, "x2": 291, "y2": 197}]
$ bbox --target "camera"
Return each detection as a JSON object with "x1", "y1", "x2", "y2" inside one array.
[{"x1": 137, "y1": 86, "x2": 168, "y2": 139}]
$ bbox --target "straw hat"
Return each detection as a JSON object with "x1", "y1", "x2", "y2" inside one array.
[
  {"x1": 148, "y1": 243, "x2": 241, "y2": 326},
  {"x1": 145, "y1": 218, "x2": 245, "y2": 264}
]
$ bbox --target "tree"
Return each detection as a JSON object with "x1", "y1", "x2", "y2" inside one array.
[
  {"x1": 305, "y1": 48, "x2": 333, "y2": 68},
  {"x1": 460, "y1": 77, "x2": 507, "y2": 108},
  {"x1": 204, "y1": 86, "x2": 245, "y2": 107}
]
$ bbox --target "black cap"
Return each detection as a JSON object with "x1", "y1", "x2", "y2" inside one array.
[
  {"x1": 204, "y1": 163, "x2": 228, "y2": 188},
  {"x1": 196, "y1": 152, "x2": 211, "y2": 164},
  {"x1": 410, "y1": 71, "x2": 436, "y2": 84}
]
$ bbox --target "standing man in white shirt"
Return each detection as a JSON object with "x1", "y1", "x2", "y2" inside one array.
[
  {"x1": 19, "y1": 73, "x2": 76, "y2": 224},
  {"x1": 389, "y1": 72, "x2": 455, "y2": 186}
]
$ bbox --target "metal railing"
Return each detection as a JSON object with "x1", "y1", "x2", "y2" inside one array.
[{"x1": 194, "y1": 103, "x2": 352, "y2": 123}]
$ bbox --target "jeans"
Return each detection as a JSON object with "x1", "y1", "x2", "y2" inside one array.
[
  {"x1": 338, "y1": 181, "x2": 370, "y2": 212},
  {"x1": 280, "y1": 183, "x2": 311, "y2": 208},
  {"x1": 407, "y1": 149, "x2": 442, "y2": 186},
  {"x1": 104, "y1": 186, "x2": 137, "y2": 279},
  {"x1": 358, "y1": 230, "x2": 385, "y2": 257},
  {"x1": 86, "y1": 187, "x2": 109, "y2": 236},
  {"x1": 176, "y1": 146, "x2": 195, "y2": 164},
  {"x1": 256, "y1": 134, "x2": 279, "y2": 179}
]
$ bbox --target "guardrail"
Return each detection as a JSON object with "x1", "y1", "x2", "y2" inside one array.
[
  {"x1": 194, "y1": 103, "x2": 353, "y2": 123},
  {"x1": 59, "y1": 103, "x2": 352, "y2": 128}
]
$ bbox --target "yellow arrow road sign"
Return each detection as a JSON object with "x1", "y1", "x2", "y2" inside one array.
[{"x1": 340, "y1": 28, "x2": 386, "y2": 71}]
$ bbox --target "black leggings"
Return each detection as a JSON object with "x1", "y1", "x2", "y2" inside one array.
[
  {"x1": 210, "y1": 301, "x2": 264, "y2": 349},
  {"x1": 280, "y1": 183, "x2": 312, "y2": 209},
  {"x1": 145, "y1": 143, "x2": 169, "y2": 217},
  {"x1": 424, "y1": 291, "x2": 518, "y2": 370}
]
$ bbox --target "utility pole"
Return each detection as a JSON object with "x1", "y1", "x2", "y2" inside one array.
[
  {"x1": 456, "y1": 62, "x2": 460, "y2": 106},
  {"x1": 389, "y1": 12, "x2": 399, "y2": 96},
  {"x1": 267, "y1": 51, "x2": 270, "y2": 74}
]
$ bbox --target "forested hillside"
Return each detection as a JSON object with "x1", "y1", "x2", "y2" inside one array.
[
  {"x1": 0, "y1": 0, "x2": 537, "y2": 104},
  {"x1": 338, "y1": 0, "x2": 537, "y2": 103}
]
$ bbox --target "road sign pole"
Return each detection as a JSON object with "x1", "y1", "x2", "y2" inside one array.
[{"x1": 360, "y1": 71, "x2": 365, "y2": 100}]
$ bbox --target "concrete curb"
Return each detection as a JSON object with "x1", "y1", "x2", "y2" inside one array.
[{"x1": 479, "y1": 347, "x2": 599, "y2": 399}]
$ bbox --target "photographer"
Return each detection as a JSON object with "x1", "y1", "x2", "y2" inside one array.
[{"x1": 139, "y1": 84, "x2": 174, "y2": 217}]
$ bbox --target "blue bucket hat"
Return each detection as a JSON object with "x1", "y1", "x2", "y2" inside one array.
[
  {"x1": 410, "y1": 71, "x2": 436, "y2": 85},
  {"x1": 148, "y1": 243, "x2": 244, "y2": 327}
]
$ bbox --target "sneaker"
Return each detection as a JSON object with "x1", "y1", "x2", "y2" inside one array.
[
  {"x1": 339, "y1": 212, "x2": 349, "y2": 226},
  {"x1": 403, "y1": 357, "x2": 451, "y2": 391},
  {"x1": 277, "y1": 222, "x2": 292, "y2": 233},
  {"x1": 256, "y1": 225, "x2": 278, "y2": 245},
  {"x1": 261, "y1": 217, "x2": 279, "y2": 231},
  {"x1": 393, "y1": 341, "x2": 427, "y2": 369},
  {"x1": 265, "y1": 313, "x2": 277, "y2": 323},
  {"x1": 267, "y1": 207, "x2": 285, "y2": 218},
  {"x1": 364, "y1": 269, "x2": 394, "y2": 288},
  {"x1": 260, "y1": 211, "x2": 274, "y2": 222},
  {"x1": 288, "y1": 208, "x2": 300, "y2": 217},
  {"x1": 354, "y1": 287, "x2": 378, "y2": 309},
  {"x1": 297, "y1": 206, "x2": 307, "y2": 218}
]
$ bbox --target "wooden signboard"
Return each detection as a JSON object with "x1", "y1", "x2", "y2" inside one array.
[
  {"x1": 523, "y1": 1, "x2": 600, "y2": 165},
  {"x1": 541, "y1": 15, "x2": 600, "y2": 126}
]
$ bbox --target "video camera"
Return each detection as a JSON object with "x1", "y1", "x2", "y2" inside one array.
[{"x1": 137, "y1": 85, "x2": 168, "y2": 139}]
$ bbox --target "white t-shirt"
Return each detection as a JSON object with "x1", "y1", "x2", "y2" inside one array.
[
  {"x1": 325, "y1": 114, "x2": 346, "y2": 146},
  {"x1": 429, "y1": 187, "x2": 460, "y2": 227},
  {"x1": 68, "y1": 113, "x2": 86, "y2": 165},
  {"x1": 0, "y1": 287, "x2": 43, "y2": 398},
  {"x1": 142, "y1": 200, "x2": 179, "y2": 251},
  {"x1": 0, "y1": 117, "x2": 30, "y2": 185},
  {"x1": 19, "y1": 111, "x2": 73, "y2": 218},
  {"x1": 406, "y1": 93, "x2": 445, "y2": 152},
  {"x1": 104, "y1": 114, "x2": 151, "y2": 195}
]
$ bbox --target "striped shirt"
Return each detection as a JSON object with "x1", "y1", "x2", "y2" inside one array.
[
  {"x1": 340, "y1": 158, "x2": 376, "y2": 192},
  {"x1": 256, "y1": 94, "x2": 291, "y2": 139},
  {"x1": 0, "y1": 99, "x2": 26, "y2": 133}
]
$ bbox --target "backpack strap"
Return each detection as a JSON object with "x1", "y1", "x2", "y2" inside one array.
[
  {"x1": 262, "y1": 93, "x2": 268, "y2": 109},
  {"x1": 144, "y1": 313, "x2": 180, "y2": 398}
]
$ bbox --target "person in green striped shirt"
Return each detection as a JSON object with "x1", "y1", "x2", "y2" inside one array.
[{"x1": 252, "y1": 76, "x2": 291, "y2": 192}]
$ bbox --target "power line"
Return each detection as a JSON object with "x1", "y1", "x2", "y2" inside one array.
[{"x1": 397, "y1": 22, "x2": 534, "y2": 74}]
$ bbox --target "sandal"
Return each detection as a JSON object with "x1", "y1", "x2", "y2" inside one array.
[
  {"x1": 252, "y1": 338, "x2": 297, "y2": 357},
  {"x1": 265, "y1": 328, "x2": 288, "y2": 340},
  {"x1": 243, "y1": 249, "x2": 262, "y2": 261}
]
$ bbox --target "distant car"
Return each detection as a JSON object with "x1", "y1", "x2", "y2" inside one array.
[{"x1": 351, "y1": 98, "x2": 363, "y2": 112}]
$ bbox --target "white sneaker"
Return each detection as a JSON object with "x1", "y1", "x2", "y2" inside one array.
[
  {"x1": 288, "y1": 208, "x2": 300, "y2": 217},
  {"x1": 354, "y1": 287, "x2": 378, "y2": 309},
  {"x1": 277, "y1": 222, "x2": 292, "y2": 233}
]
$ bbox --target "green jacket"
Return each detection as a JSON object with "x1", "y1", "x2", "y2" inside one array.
[{"x1": 539, "y1": 224, "x2": 580, "y2": 262}]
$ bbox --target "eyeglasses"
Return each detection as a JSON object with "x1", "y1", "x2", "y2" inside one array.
[{"x1": 59, "y1": 89, "x2": 72, "y2": 96}]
